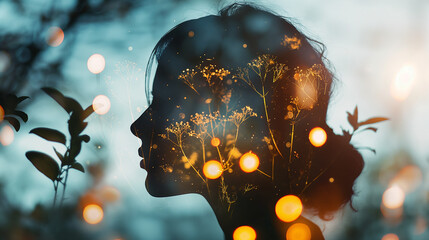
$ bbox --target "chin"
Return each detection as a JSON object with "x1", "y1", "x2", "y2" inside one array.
[{"x1": 144, "y1": 173, "x2": 174, "y2": 197}]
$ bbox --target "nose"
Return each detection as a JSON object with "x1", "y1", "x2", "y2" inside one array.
[{"x1": 131, "y1": 106, "x2": 153, "y2": 137}]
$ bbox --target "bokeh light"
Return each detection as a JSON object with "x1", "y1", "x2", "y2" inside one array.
[
  {"x1": 391, "y1": 65, "x2": 415, "y2": 101},
  {"x1": 0, "y1": 125, "x2": 14, "y2": 146},
  {"x1": 46, "y1": 27, "x2": 64, "y2": 47},
  {"x1": 0, "y1": 105, "x2": 4, "y2": 122},
  {"x1": 275, "y1": 195, "x2": 303, "y2": 222},
  {"x1": 92, "y1": 95, "x2": 111, "y2": 115},
  {"x1": 390, "y1": 165, "x2": 422, "y2": 194},
  {"x1": 382, "y1": 185, "x2": 405, "y2": 209},
  {"x1": 101, "y1": 186, "x2": 120, "y2": 203},
  {"x1": 203, "y1": 160, "x2": 223, "y2": 179},
  {"x1": 286, "y1": 223, "x2": 311, "y2": 240},
  {"x1": 83, "y1": 204, "x2": 104, "y2": 225},
  {"x1": 233, "y1": 226, "x2": 256, "y2": 240},
  {"x1": 309, "y1": 127, "x2": 327, "y2": 147},
  {"x1": 87, "y1": 54, "x2": 106, "y2": 74},
  {"x1": 239, "y1": 151, "x2": 259, "y2": 173},
  {"x1": 211, "y1": 137, "x2": 220, "y2": 147},
  {"x1": 381, "y1": 233, "x2": 399, "y2": 240}
]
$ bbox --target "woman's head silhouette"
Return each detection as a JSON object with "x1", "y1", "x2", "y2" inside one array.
[{"x1": 131, "y1": 3, "x2": 364, "y2": 239}]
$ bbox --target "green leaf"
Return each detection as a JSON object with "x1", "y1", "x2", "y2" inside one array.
[
  {"x1": 358, "y1": 117, "x2": 389, "y2": 127},
  {"x1": 30, "y1": 128, "x2": 66, "y2": 145},
  {"x1": 41, "y1": 87, "x2": 83, "y2": 114},
  {"x1": 13, "y1": 110, "x2": 28, "y2": 122},
  {"x1": 53, "y1": 147, "x2": 64, "y2": 162},
  {"x1": 71, "y1": 162, "x2": 85, "y2": 173},
  {"x1": 81, "y1": 105, "x2": 94, "y2": 120},
  {"x1": 4, "y1": 116, "x2": 20, "y2": 131},
  {"x1": 25, "y1": 151, "x2": 60, "y2": 181},
  {"x1": 80, "y1": 134, "x2": 90, "y2": 143}
]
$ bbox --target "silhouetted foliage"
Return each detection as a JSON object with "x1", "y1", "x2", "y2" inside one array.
[
  {"x1": 26, "y1": 87, "x2": 94, "y2": 206},
  {"x1": 0, "y1": 92, "x2": 29, "y2": 131}
]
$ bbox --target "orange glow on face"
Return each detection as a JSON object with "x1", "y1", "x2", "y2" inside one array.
[
  {"x1": 92, "y1": 95, "x2": 111, "y2": 115},
  {"x1": 87, "y1": 54, "x2": 106, "y2": 74},
  {"x1": 203, "y1": 160, "x2": 223, "y2": 179},
  {"x1": 211, "y1": 137, "x2": 220, "y2": 147},
  {"x1": 83, "y1": 204, "x2": 104, "y2": 224},
  {"x1": 391, "y1": 65, "x2": 415, "y2": 101},
  {"x1": 0, "y1": 125, "x2": 14, "y2": 146},
  {"x1": 47, "y1": 27, "x2": 64, "y2": 47},
  {"x1": 233, "y1": 226, "x2": 256, "y2": 240},
  {"x1": 309, "y1": 127, "x2": 327, "y2": 147},
  {"x1": 286, "y1": 223, "x2": 311, "y2": 240},
  {"x1": 382, "y1": 185, "x2": 405, "y2": 209},
  {"x1": 275, "y1": 195, "x2": 303, "y2": 222},
  {"x1": 382, "y1": 233, "x2": 399, "y2": 240},
  {"x1": 239, "y1": 151, "x2": 259, "y2": 173}
]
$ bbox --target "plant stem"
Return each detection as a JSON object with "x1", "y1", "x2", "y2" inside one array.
[
  {"x1": 288, "y1": 122, "x2": 295, "y2": 192},
  {"x1": 60, "y1": 166, "x2": 70, "y2": 206},
  {"x1": 53, "y1": 181, "x2": 58, "y2": 207},
  {"x1": 261, "y1": 86, "x2": 283, "y2": 158},
  {"x1": 180, "y1": 144, "x2": 206, "y2": 183}
]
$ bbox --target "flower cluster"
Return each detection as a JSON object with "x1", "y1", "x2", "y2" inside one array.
[{"x1": 281, "y1": 35, "x2": 301, "y2": 50}]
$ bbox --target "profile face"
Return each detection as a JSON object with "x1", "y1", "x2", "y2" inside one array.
[
  {"x1": 131, "y1": 64, "x2": 210, "y2": 197},
  {"x1": 130, "y1": 54, "x2": 302, "y2": 200}
]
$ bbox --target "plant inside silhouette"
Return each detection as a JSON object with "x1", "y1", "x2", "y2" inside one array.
[{"x1": 25, "y1": 87, "x2": 94, "y2": 206}]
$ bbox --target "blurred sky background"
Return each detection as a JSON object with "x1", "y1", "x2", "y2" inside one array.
[{"x1": 0, "y1": 0, "x2": 428, "y2": 239}]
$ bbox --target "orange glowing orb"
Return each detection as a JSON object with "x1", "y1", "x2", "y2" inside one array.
[
  {"x1": 309, "y1": 127, "x2": 327, "y2": 147},
  {"x1": 391, "y1": 65, "x2": 415, "y2": 101},
  {"x1": 275, "y1": 195, "x2": 303, "y2": 222},
  {"x1": 382, "y1": 185, "x2": 405, "y2": 209},
  {"x1": 239, "y1": 151, "x2": 259, "y2": 173},
  {"x1": 286, "y1": 223, "x2": 311, "y2": 240},
  {"x1": 83, "y1": 204, "x2": 104, "y2": 224},
  {"x1": 0, "y1": 125, "x2": 14, "y2": 146},
  {"x1": 203, "y1": 160, "x2": 223, "y2": 179},
  {"x1": 382, "y1": 233, "x2": 399, "y2": 240},
  {"x1": 0, "y1": 105, "x2": 4, "y2": 121},
  {"x1": 47, "y1": 27, "x2": 64, "y2": 47},
  {"x1": 87, "y1": 54, "x2": 106, "y2": 74},
  {"x1": 92, "y1": 95, "x2": 111, "y2": 115},
  {"x1": 233, "y1": 226, "x2": 256, "y2": 240},
  {"x1": 211, "y1": 137, "x2": 220, "y2": 147}
]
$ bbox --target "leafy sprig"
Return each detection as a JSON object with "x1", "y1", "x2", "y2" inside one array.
[
  {"x1": 0, "y1": 93, "x2": 29, "y2": 131},
  {"x1": 343, "y1": 106, "x2": 389, "y2": 152},
  {"x1": 26, "y1": 87, "x2": 94, "y2": 206}
]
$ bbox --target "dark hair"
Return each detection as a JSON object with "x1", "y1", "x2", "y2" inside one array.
[{"x1": 144, "y1": 3, "x2": 364, "y2": 220}]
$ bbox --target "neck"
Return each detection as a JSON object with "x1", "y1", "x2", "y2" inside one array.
[{"x1": 210, "y1": 192, "x2": 285, "y2": 240}]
